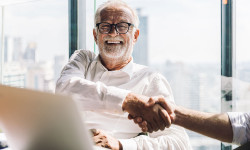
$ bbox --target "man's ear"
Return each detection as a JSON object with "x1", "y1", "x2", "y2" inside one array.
[
  {"x1": 93, "y1": 28, "x2": 98, "y2": 43},
  {"x1": 133, "y1": 29, "x2": 140, "y2": 43}
]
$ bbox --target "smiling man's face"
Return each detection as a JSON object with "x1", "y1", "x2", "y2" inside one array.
[{"x1": 94, "y1": 6, "x2": 139, "y2": 61}]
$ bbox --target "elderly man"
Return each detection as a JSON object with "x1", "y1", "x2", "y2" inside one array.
[{"x1": 56, "y1": 0, "x2": 191, "y2": 149}]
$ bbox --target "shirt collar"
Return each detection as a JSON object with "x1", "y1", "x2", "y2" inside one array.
[{"x1": 93, "y1": 55, "x2": 134, "y2": 78}]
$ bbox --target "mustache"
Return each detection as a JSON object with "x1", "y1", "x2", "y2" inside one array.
[{"x1": 103, "y1": 36, "x2": 124, "y2": 42}]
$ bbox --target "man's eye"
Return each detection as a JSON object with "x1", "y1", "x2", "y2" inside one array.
[
  {"x1": 101, "y1": 25, "x2": 110, "y2": 28},
  {"x1": 118, "y1": 25, "x2": 126, "y2": 28}
]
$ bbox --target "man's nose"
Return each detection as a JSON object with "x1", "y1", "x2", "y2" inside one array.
[{"x1": 108, "y1": 25, "x2": 119, "y2": 37}]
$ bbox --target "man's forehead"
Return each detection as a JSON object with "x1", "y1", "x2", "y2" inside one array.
[{"x1": 99, "y1": 6, "x2": 133, "y2": 23}]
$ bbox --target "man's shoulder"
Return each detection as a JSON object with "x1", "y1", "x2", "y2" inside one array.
[{"x1": 70, "y1": 49, "x2": 96, "y2": 61}]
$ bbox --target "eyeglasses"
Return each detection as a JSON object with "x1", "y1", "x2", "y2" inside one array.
[{"x1": 96, "y1": 22, "x2": 134, "y2": 34}]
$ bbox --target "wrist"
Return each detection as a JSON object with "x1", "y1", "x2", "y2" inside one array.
[
  {"x1": 172, "y1": 105, "x2": 186, "y2": 125},
  {"x1": 122, "y1": 93, "x2": 134, "y2": 111}
]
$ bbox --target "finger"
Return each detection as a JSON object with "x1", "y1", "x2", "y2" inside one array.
[
  {"x1": 138, "y1": 121, "x2": 148, "y2": 132},
  {"x1": 128, "y1": 114, "x2": 133, "y2": 120},
  {"x1": 96, "y1": 140, "x2": 110, "y2": 149},
  {"x1": 142, "y1": 127, "x2": 148, "y2": 132},
  {"x1": 136, "y1": 117, "x2": 143, "y2": 123},
  {"x1": 138, "y1": 120, "x2": 147, "y2": 128},
  {"x1": 158, "y1": 97, "x2": 174, "y2": 115},
  {"x1": 146, "y1": 97, "x2": 156, "y2": 107},
  {"x1": 132, "y1": 116, "x2": 143, "y2": 124},
  {"x1": 147, "y1": 122, "x2": 153, "y2": 133},
  {"x1": 96, "y1": 143, "x2": 105, "y2": 147},
  {"x1": 148, "y1": 117, "x2": 158, "y2": 132},
  {"x1": 153, "y1": 117, "x2": 161, "y2": 132},
  {"x1": 93, "y1": 136, "x2": 102, "y2": 144},
  {"x1": 159, "y1": 109, "x2": 171, "y2": 128},
  {"x1": 156, "y1": 113, "x2": 166, "y2": 131},
  {"x1": 148, "y1": 104, "x2": 163, "y2": 132},
  {"x1": 153, "y1": 105, "x2": 165, "y2": 131},
  {"x1": 157, "y1": 105, "x2": 169, "y2": 130},
  {"x1": 90, "y1": 128, "x2": 100, "y2": 136}
]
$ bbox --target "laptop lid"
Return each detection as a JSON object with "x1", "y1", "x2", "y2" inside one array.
[{"x1": 0, "y1": 84, "x2": 93, "y2": 150}]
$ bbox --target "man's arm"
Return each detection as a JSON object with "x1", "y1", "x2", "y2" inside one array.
[
  {"x1": 56, "y1": 50, "x2": 168, "y2": 117},
  {"x1": 90, "y1": 126, "x2": 191, "y2": 150},
  {"x1": 56, "y1": 50, "x2": 131, "y2": 114}
]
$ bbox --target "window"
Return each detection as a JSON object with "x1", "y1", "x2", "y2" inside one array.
[
  {"x1": 0, "y1": 0, "x2": 68, "y2": 92},
  {"x1": 235, "y1": 0, "x2": 250, "y2": 111}
]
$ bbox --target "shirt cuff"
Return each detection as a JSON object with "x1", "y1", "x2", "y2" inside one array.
[
  {"x1": 104, "y1": 86, "x2": 131, "y2": 114},
  {"x1": 119, "y1": 139, "x2": 137, "y2": 150},
  {"x1": 227, "y1": 112, "x2": 248, "y2": 145}
]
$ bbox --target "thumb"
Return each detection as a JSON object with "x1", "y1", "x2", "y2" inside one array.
[{"x1": 145, "y1": 97, "x2": 156, "y2": 107}]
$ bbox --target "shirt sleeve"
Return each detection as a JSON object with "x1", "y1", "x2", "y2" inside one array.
[
  {"x1": 119, "y1": 125, "x2": 192, "y2": 150},
  {"x1": 55, "y1": 50, "x2": 130, "y2": 114},
  {"x1": 142, "y1": 72, "x2": 175, "y2": 103},
  {"x1": 119, "y1": 73, "x2": 191, "y2": 150},
  {"x1": 227, "y1": 112, "x2": 250, "y2": 145}
]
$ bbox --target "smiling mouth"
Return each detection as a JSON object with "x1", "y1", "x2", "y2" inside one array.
[{"x1": 105, "y1": 41, "x2": 123, "y2": 45}]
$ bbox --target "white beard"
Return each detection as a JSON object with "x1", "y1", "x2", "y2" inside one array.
[
  {"x1": 98, "y1": 37, "x2": 134, "y2": 60},
  {"x1": 101, "y1": 46, "x2": 126, "y2": 59}
]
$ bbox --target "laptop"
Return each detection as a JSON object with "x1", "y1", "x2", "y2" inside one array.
[{"x1": 0, "y1": 84, "x2": 104, "y2": 150}]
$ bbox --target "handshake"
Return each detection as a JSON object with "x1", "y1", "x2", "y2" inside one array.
[{"x1": 122, "y1": 93, "x2": 177, "y2": 133}]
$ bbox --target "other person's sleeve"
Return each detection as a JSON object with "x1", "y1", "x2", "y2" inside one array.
[{"x1": 227, "y1": 112, "x2": 250, "y2": 145}]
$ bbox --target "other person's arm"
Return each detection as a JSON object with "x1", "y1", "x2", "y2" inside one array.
[
  {"x1": 173, "y1": 105, "x2": 233, "y2": 143},
  {"x1": 132, "y1": 98, "x2": 234, "y2": 143}
]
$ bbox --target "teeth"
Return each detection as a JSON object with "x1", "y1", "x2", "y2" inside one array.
[{"x1": 107, "y1": 41, "x2": 121, "y2": 44}]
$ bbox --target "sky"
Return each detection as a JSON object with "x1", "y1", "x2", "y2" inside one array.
[
  {"x1": 2, "y1": 0, "x2": 68, "y2": 62},
  {"x1": 1, "y1": 0, "x2": 250, "y2": 64}
]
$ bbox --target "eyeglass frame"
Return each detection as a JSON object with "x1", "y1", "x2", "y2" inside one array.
[{"x1": 96, "y1": 22, "x2": 135, "y2": 34}]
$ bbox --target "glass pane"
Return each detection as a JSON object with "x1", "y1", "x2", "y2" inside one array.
[
  {"x1": 0, "y1": 7, "x2": 2, "y2": 84},
  {"x1": 91, "y1": 0, "x2": 221, "y2": 149},
  {"x1": 2, "y1": 0, "x2": 68, "y2": 92},
  {"x1": 235, "y1": 0, "x2": 250, "y2": 111}
]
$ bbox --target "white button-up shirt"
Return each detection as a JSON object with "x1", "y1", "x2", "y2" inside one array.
[
  {"x1": 56, "y1": 50, "x2": 191, "y2": 150},
  {"x1": 228, "y1": 112, "x2": 250, "y2": 145}
]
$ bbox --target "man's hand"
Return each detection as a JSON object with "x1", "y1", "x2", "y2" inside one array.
[
  {"x1": 127, "y1": 96, "x2": 177, "y2": 133},
  {"x1": 90, "y1": 129, "x2": 122, "y2": 150},
  {"x1": 122, "y1": 93, "x2": 171, "y2": 132}
]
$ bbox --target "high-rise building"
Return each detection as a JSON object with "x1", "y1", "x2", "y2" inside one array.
[
  {"x1": 23, "y1": 42, "x2": 37, "y2": 63},
  {"x1": 133, "y1": 8, "x2": 148, "y2": 66},
  {"x1": 4, "y1": 36, "x2": 14, "y2": 63},
  {"x1": 3, "y1": 36, "x2": 23, "y2": 63},
  {"x1": 12, "y1": 37, "x2": 23, "y2": 62}
]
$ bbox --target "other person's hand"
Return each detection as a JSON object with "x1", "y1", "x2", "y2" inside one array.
[{"x1": 90, "y1": 129, "x2": 122, "y2": 150}]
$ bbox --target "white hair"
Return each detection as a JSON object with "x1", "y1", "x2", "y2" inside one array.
[{"x1": 94, "y1": 0, "x2": 139, "y2": 29}]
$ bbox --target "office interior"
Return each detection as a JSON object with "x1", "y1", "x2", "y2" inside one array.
[{"x1": 0, "y1": 0, "x2": 249, "y2": 150}]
